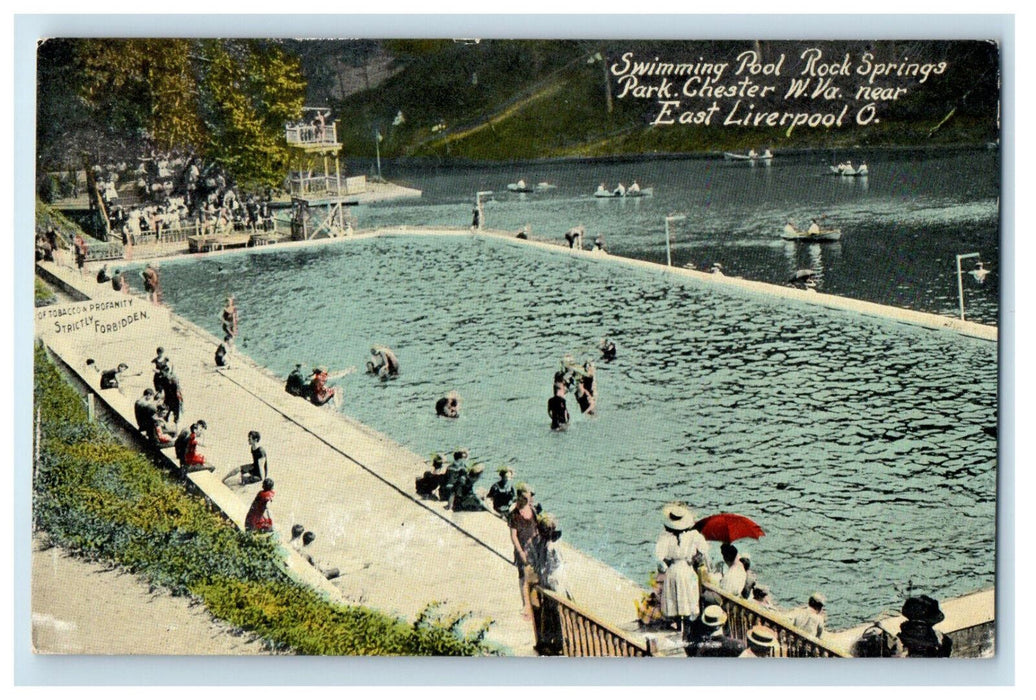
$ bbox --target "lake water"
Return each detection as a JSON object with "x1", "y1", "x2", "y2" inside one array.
[
  {"x1": 135, "y1": 226, "x2": 997, "y2": 630},
  {"x1": 350, "y1": 149, "x2": 1000, "y2": 325}
]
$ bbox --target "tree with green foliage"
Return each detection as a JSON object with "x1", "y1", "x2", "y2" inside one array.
[
  {"x1": 199, "y1": 40, "x2": 306, "y2": 189},
  {"x1": 37, "y1": 39, "x2": 306, "y2": 190}
]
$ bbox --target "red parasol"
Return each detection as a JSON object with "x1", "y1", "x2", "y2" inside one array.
[{"x1": 693, "y1": 513, "x2": 765, "y2": 543}]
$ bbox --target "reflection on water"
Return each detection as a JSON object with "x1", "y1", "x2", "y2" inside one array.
[{"x1": 141, "y1": 236, "x2": 996, "y2": 629}]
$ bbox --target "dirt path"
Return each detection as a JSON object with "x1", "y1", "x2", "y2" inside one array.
[{"x1": 31, "y1": 536, "x2": 272, "y2": 655}]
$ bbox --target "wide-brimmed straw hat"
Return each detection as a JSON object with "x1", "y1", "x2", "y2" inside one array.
[
  {"x1": 747, "y1": 625, "x2": 778, "y2": 648},
  {"x1": 701, "y1": 605, "x2": 727, "y2": 628},
  {"x1": 662, "y1": 501, "x2": 695, "y2": 531}
]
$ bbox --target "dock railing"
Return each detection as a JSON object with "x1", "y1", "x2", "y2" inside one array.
[
  {"x1": 84, "y1": 240, "x2": 124, "y2": 262},
  {"x1": 531, "y1": 586, "x2": 648, "y2": 657},
  {"x1": 285, "y1": 123, "x2": 338, "y2": 147},
  {"x1": 530, "y1": 578, "x2": 851, "y2": 658},
  {"x1": 288, "y1": 174, "x2": 367, "y2": 199},
  {"x1": 700, "y1": 580, "x2": 851, "y2": 658}
]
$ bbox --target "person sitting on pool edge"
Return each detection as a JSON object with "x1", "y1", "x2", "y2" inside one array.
[
  {"x1": 309, "y1": 366, "x2": 338, "y2": 407},
  {"x1": 416, "y1": 453, "x2": 447, "y2": 499},
  {"x1": 448, "y1": 463, "x2": 486, "y2": 512},
  {"x1": 100, "y1": 362, "x2": 131, "y2": 390},
  {"x1": 438, "y1": 449, "x2": 469, "y2": 504},
  {"x1": 485, "y1": 467, "x2": 516, "y2": 515},
  {"x1": 285, "y1": 363, "x2": 308, "y2": 398}
]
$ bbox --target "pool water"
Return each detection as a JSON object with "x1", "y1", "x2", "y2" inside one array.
[{"x1": 136, "y1": 234, "x2": 997, "y2": 629}]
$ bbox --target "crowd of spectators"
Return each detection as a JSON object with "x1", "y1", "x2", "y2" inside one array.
[{"x1": 84, "y1": 151, "x2": 275, "y2": 246}]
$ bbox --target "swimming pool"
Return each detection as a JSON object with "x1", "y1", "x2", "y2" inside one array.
[{"x1": 136, "y1": 234, "x2": 997, "y2": 629}]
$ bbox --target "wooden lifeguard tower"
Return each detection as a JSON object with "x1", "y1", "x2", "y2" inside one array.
[{"x1": 284, "y1": 107, "x2": 360, "y2": 240}]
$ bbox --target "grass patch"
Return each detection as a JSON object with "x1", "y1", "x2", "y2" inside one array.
[
  {"x1": 33, "y1": 342, "x2": 494, "y2": 655},
  {"x1": 35, "y1": 278, "x2": 57, "y2": 307}
]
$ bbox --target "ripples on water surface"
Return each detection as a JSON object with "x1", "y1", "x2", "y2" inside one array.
[{"x1": 144, "y1": 235, "x2": 996, "y2": 629}]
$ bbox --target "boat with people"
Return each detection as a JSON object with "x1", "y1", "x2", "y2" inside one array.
[
  {"x1": 724, "y1": 149, "x2": 774, "y2": 162},
  {"x1": 507, "y1": 180, "x2": 557, "y2": 193},
  {"x1": 593, "y1": 181, "x2": 653, "y2": 198},
  {"x1": 829, "y1": 161, "x2": 869, "y2": 177},
  {"x1": 781, "y1": 220, "x2": 842, "y2": 242}
]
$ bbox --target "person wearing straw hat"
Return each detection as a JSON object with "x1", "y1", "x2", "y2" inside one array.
[
  {"x1": 449, "y1": 463, "x2": 486, "y2": 512},
  {"x1": 791, "y1": 592, "x2": 827, "y2": 639},
  {"x1": 486, "y1": 467, "x2": 516, "y2": 514},
  {"x1": 740, "y1": 624, "x2": 779, "y2": 658},
  {"x1": 654, "y1": 501, "x2": 710, "y2": 633},
  {"x1": 685, "y1": 605, "x2": 745, "y2": 658}
]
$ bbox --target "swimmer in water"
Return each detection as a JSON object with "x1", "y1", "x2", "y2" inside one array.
[
  {"x1": 435, "y1": 391, "x2": 461, "y2": 418},
  {"x1": 369, "y1": 346, "x2": 400, "y2": 380},
  {"x1": 600, "y1": 337, "x2": 617, "y2": 362}
]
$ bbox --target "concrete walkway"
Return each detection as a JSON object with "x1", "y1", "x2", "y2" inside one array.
[{"x1": 35, "y1": 259, "x2": 645, "y2": 656}]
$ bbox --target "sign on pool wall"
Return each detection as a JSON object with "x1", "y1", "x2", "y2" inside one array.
[{"x1": 36, "y1": 298, "x2": 170, "y2": 340}]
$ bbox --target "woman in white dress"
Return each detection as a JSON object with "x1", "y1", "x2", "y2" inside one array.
[{"x1": 654, "y1": 502, "x2": 709, "y2": 633}]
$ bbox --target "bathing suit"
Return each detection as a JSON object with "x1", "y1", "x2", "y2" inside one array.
[
  {"x1": 100, "y1": 369, "x2": 120, "y2": 389},
  {"x1": 548, "y1": 395, "x2": 569, "y2": 431}
]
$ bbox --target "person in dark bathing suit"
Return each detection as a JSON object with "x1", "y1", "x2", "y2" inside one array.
[{"x1": 548, "y1": 385, "x2": 570, "y2": 431}]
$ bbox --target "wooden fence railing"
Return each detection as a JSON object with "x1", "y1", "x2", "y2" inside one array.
[
  {"x1": 84, "y1": 240, "x2": 124, "y2": 262},
  {"x1": 529, "y1": 580, "x2": 851, "y2": 658},
  {"x1": 700, "y1": 581, "x2": 850, "y2": 658},
  {"x1": 532, "y1": 586, "x2": 648, "y2": 657},
  {"x1": 285, "y1": 123, "x2": 338, "y2": 147}
]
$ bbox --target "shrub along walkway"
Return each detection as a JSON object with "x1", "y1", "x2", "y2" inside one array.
[{"x1": 35, "y1": 257, "x2": 647, "y2": 656}]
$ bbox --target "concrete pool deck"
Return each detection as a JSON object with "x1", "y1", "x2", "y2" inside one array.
[{"x1": 35, "y1": 258, "x2": 647, "y2": 656}]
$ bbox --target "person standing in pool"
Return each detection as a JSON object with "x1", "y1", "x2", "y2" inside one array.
[
  {"x1": 221, "y1": 296, "x2": 238, "y2": 347},
  {"x1": 573, "y1": 362, "x2": 597, "y2": 415},
  {"x1": 111, "y1": 269, "x2": 127, "y2": 293},
  {"x1": 548, "y1": 385, "x2": 570, "y2": 431},
  {"x1": 141, "y1": 263, "x2": 160, "y2": 304}
]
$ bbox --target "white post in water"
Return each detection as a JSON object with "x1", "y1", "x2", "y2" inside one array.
[
  {"x1": 476, "y1": 191, "x2": 492, "y2": 231},
  {"x1": 375, "y1": 130, "x2": 383, "y2": 181},
  {"x1": 665, "y1": 214, "x2": 686, "y2": 267},
  {"x1": 956, "y1": 252, "x2": 980, "y2": 321}
]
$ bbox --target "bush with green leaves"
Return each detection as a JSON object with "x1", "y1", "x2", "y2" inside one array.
[{"x1": 33, "y1": 342, "x2": 495, "y2": 655}]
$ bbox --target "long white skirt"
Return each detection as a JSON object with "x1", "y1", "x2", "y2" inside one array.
[{"x1": 660, "y1": 560, "x2": 700, "y2": 619}]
